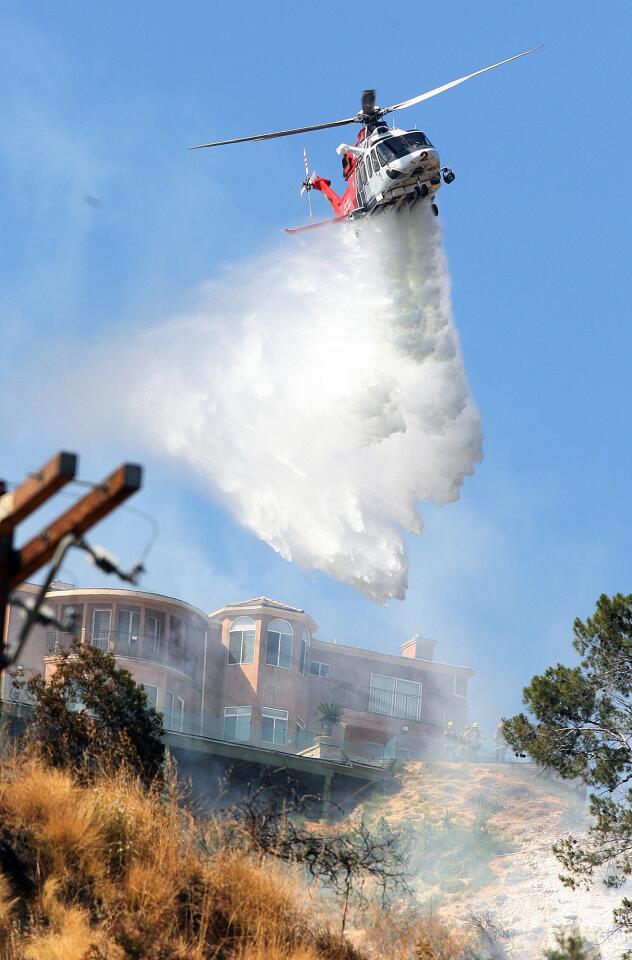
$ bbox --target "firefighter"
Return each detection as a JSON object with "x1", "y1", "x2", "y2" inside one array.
[
  {"x1": 494, "y1": 721, "x2": 508, "y2": 763},
  {"x1": 443, "y1": 719, "x2": 459, "y2": 761},
  {"x1": 463, "y1": 721, "x2": 483, "y2": 759}
]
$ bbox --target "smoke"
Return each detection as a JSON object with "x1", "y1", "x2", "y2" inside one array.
[{"x1": 103, "y1": 202, "x2": 482, "y2": 603}]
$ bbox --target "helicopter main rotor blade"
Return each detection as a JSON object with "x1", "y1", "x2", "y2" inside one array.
[
  {"x1": 189, "y1": 116, "x2": 356, "y2": 150},
  {"x1": 381, "y1": 46, "x2": 542, "y2": 115}
]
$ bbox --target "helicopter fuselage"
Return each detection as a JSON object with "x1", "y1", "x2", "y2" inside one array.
[{"x1": 310, "y1": 123, "x2": 451, "y2": 223}]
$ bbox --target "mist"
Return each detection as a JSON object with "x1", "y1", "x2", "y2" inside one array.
[{"x1": 84, "y1": 202, "x2": 482, "y2": 603}]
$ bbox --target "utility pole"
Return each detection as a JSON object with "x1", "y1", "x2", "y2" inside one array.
[{"x1": 0, "y1": 452, "x2": 143, "y2": 662}]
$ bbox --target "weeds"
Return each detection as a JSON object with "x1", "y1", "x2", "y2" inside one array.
[
  {"x1": 406, "y1": 811, "x2": 514, "y2": 896},
  {"x1": 0, "y1": 755, "x2": 379, "y2": 959}
]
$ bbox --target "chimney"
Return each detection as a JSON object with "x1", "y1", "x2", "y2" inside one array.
[{"x1": 401, "y1": 633, "x2": 435, "y2": 661}]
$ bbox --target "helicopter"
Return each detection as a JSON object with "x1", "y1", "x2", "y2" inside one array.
[{"x1": 190, "y1": 47, "x2": 540, "y2": 233}]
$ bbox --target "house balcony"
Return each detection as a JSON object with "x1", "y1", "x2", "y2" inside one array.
[
  {"x1": 330, "y1": 682, "x2": 422, "y2": 723},
  {"x1": 46, "y1": 631, "x2": 200, "y2": 680}
]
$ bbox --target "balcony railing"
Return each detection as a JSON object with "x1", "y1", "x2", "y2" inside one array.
[
  {"x1": 330, "y1": 683, "x2": 422, "y2": 721},
  {"x1": 47, "y1": 631, "x2": 200, "y2": 679},
  {"x1": 163, "y1": 710, "x2": 317, "y2": 754},
  {"x1": 368, "y1": 687, "x2": 421, "y2": 720}
]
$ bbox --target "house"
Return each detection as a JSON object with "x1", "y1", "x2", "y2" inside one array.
[{"x1": 2, "y1": 585, "x2": 473, "y2": 762}]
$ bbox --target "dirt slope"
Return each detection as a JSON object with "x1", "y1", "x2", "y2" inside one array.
[{"x1": 359, "y1": 761, "x2": 629, "y2": 958}]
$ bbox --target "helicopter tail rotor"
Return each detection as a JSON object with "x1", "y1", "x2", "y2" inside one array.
[{"x1": 299, "y1": 147, "x2": 315, "y2": 218}]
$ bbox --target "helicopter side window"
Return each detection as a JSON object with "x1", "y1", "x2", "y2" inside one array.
[
  {"x1": 376, "y1": 143, "x2": 390, "y2": 167},
  {"x1": 370, "y1": 151, "x2": 379, "y2": 175},
  {"x1": 356, "y1": 160, "x2": 367, "y2": 205}
]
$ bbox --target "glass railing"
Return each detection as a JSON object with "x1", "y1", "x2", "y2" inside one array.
[
  {"x1": 46, "y1": 631, "x2": 200, "y2": 679},
  {"x1": 368, "y1": 687, "x2": 421, "y2": 720},
  {"x1": 161, "y1": 711, "x2": 393, "y2": 767},
  {"x1": 330, "y1": 683, "x2": 421, "y2": 721},
  {"x1": 163, "y1": 710, "x2": 317, "y2": 754}
]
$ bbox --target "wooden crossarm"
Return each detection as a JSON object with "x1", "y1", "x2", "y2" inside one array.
[
  {"x1": 0, "y1": 452, "x2": 78, "y2": 536},
  {"x1": 12, "y1": 463, "x2": 142, "y2": 589}
]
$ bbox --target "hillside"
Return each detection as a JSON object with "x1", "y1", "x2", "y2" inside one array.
[{"x1": 355, "y1": 760, "x2": 629, "y2": 958}]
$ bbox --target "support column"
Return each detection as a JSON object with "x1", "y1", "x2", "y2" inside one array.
[{"x1": 321, "y1": 771, "x2": 332, "y2": 822}]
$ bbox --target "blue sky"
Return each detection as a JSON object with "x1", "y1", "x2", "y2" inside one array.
[{"x1": 2, "y1": 1, "x2": 631, "y2": 732}]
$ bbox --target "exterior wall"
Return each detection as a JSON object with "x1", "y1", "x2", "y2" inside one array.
[
  {"x1": 3, "y1": 587, "x2": 210, "y2": 726},
  {"x1": 2, "y1": 584, "x2": 51, "y2": 702},
  {"x1": 306, "y1": 638, "x2": 471, "y2": 757},
  {"x1": 2, "y1": 589, "x2": 473, "y2": 759},
  {"x1": 213, "y1": 601, "x2": 316, "y2": 746}
]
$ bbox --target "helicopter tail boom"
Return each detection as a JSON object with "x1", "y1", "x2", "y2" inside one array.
[{"x1": 311, "y1": 176, "x2": 345, "y2": 216}]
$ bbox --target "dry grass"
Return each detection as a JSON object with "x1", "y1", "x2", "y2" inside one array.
[
  {"x1": 355, "y1": 900, "x2": 475, "y2": 960},
  {"x1": 0, "y1": 755, "x2": 476, "y2": 960},
  {"x1": 0, "y1": 756, "x2": 374, "y2": 959}
]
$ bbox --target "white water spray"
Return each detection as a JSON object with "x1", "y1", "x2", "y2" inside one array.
[{"x1": 118, "y1": 203, "x2": 482, "y2": 602}]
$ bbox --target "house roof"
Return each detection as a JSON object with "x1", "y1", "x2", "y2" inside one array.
[{"x1": 221, "y1": 596, "x2": 305, "y2": 614}]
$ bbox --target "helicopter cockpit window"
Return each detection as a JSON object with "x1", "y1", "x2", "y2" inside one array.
[
  {"x1": 375, "y1": 145, "x2": 388, "y2": 168},
  {"x1": 377, "y1": 132, "x2": 432, "y2": 162},
  {"x1": 404, "y1": 131, "x2": 433, "y2": 149}
]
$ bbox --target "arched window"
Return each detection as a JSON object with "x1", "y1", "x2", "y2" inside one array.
[
  {"x1": 300, "y1": 627, "x2": 311, "y2": 676},
  {"x1": 265, "y1": 619, "x2": 293, "y2": 669},
  {"x1": 228, "y1": 616, "x2": 256, "y2": 664}
]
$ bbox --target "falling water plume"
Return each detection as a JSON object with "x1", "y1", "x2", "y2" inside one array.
[{"x1": 117, "y1": 202, "x2": 482, "y2": 603}]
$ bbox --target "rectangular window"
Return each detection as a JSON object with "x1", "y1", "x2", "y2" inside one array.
[
  {"x1": 369, "y1": 674, "x2": 421, "y2": 720},
  {"x1": 224, "y1": 706, "x2": 252, "y2": 742},
  {"x1": 164, "y1": 690, "x2": 174, "y2": 729},
  {"x1": 228, "y1": 629, "x2": 255, "y2": 664},
  {"x1": 142, "y1": 683, "x2": 158, "y2": 710},
  {"x1": 454, "y1": 675, "x2": 467, "y2": 698},
  {"x1": 92, "y1": 609, "x2": 111, "y2": 638},
  {"x1": 310, "y1": 660, "x2": 330, "y2": 678},
  {"x1": 169, "y1": 616, "x2": 185, "y2": 652},
  {"x1": 145, "y1": 614, "x2": 162, "y2": 649},
  {"x1": 61, "y1": 604, "x2": 81, "y2": 637},
  {"x1": 261, "y1": 707, "x2": 288, "y2": 745},
  {"x1": 266, "y1": 630, "x2": 292, "y2": 669},
  {"x1": 116, "y1": 610, "x2": 140, "y2": 646},
  {"x1": 296, "y1": 716, "x2": 306, "y2": 747},
  {"x1": 91, "y1": 609, "x2": 111, "y2": 650}
]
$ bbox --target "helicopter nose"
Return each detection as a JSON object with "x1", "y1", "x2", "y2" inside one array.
[{"x1": 411, "y1": 148, "x2": 439, "y2": 172}]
